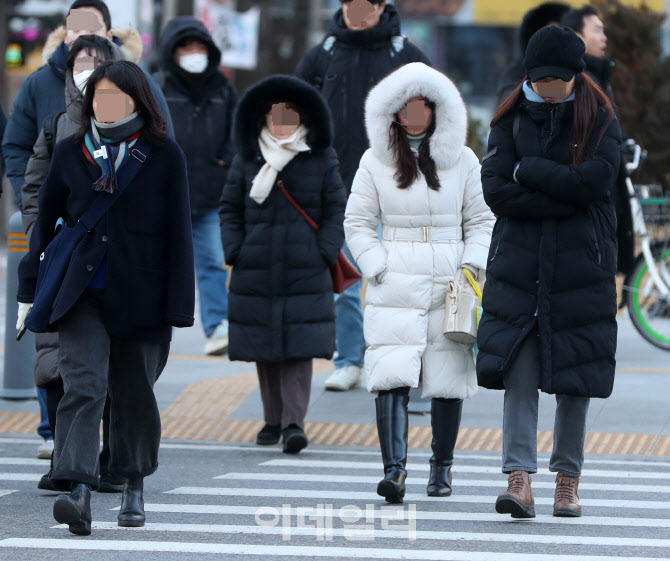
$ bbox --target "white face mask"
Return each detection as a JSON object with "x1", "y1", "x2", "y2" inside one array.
[
  {"x1": 179, "y1": 53, "x2": 208, "y2": 74},
  {"x1": 73, "y1": 70, "x2": 94, "y2": 94}
]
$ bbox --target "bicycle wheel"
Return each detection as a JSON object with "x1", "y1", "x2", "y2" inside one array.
[{"x1": 626, "y1": 244, "x2": 670, "y2": 350}]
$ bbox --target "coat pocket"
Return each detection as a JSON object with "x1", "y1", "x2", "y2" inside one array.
[{"x1": 588, "y1": 209, "x2": 602, "y2": 265}]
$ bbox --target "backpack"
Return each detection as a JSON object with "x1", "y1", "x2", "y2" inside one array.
[
  {"x1": 310, "y1": 34, "x2": 410, "y2": 90},
  {"x1": 43, "y1": 111, "x2": 65, "y2": 159}
]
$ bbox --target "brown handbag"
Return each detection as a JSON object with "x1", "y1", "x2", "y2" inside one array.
[{"x1": 276, "y1": 179, "x2": 361, "y2": 294}]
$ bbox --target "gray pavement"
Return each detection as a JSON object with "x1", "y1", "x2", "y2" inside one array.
[{"x1": 0, "y1": 436, "x2": 670, "y2": 560}]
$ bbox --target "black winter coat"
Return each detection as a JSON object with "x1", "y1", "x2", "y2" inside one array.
[
  {"x1": 18, "y1": 135, "x2": 195, "y2": 343},
  {"x1": 295, "y1": 4, "x2": 429, "y2": 193},
  {"x1": 155, "y1": 17, "x2": 238, "y2": 213},
  {"x1": 477, "y1": 97, "x2": 621, "y2": 398},
  {"x1": 220, "y1": 76, "x2": 346, "y2": 363}
]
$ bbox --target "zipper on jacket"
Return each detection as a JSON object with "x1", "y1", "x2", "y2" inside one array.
[
  {"x1": 589, "y1": 210, "x2": 602, "y2": 264},
  {"x1": 489, "y1": 218, "x2": 507, "y2": 262}
]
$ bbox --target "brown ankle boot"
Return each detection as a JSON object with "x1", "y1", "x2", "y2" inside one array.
[
  {"x1": 553, "y1": 472, "x2": 581, "y2": 517},
  {"x1": 495, "y1": 471, "x2": 535, "y2": 518}
]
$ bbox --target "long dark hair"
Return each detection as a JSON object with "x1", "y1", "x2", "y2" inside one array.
[
  {"x1": 66, "y1": 35, "x2": 114, "y2": 72},
  {"x1": 388, "y1": 100, "x2": 440, "y2": 191},
  {"x1": 78, "y1": 60, "x2": 167, "y2": 145},
  {"x1": 491, "y1": 73, "x2": 614, "y2": 165}
]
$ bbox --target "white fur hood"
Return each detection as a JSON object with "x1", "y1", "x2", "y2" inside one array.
[
  {"x1": 365, "y1": 62, "x2": 468, "y2": 170},
  {"x1": 42, "y1": 26, "x2": 143, "y2": 64}
]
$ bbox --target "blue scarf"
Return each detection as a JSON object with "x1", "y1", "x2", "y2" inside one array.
[{"x1": 84, "y1": 113, "x2": 144, "y2": 193}]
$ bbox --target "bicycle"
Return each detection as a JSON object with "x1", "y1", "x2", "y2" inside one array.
[{"x1": 622, "y1": 139, "x2": 670, "y2": 350}]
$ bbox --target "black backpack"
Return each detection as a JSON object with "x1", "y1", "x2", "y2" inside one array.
[
  {"x1": 43, "y1": 111, "x2": 65, "y2": 158},
  {"x1": 310, "y1": 34, "x2": 410, "y2": 90}
]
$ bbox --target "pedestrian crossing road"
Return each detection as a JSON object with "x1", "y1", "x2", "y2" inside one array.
[{"x1": 0, "y1": 436, "x2": 669, "y2": 560}]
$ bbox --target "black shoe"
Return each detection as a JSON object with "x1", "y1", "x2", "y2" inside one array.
[
  {"x1": 118, "y1": 477, "x2": 145, "y2": 527},
  {"x1": 38, "y1": 473, "x2": 60, "y2": 492},
  {"x1": 256, "y1": 424, "x2": 281, "y2": 445},
  {"x1": 426, "y1": 398, "x2": 462, "y2": 497},
  {"x1": 375, "y1": 388, "x2": 409, "y2": 504},
  {"x1": 53, "y1": 483, "x2": 92, "y2": 535},
  {"x1": 282, "y1": 425, "x2": 308, "y2": 454},
  {"x1": 98, "y1": 473, "x2": 125, "y2": 493}
]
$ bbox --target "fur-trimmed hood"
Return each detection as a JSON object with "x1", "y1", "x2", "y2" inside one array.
[
  {"x1": 365, "y1": 63, "x2": 467, "y2": 171},
  {"x1": 42, "y1": 26, "x2": 144, "y2": 65},
  {"x1": 233, "y1": 75, "x2": 333, "y2": 160}
]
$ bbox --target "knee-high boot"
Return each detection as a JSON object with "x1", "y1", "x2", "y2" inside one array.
[
  {"x1": 426, "y1": 398, "x2": 463, "y2": 497},
  {"x1": 375, "y1": 388, "x2": 409, "y2": 504}
]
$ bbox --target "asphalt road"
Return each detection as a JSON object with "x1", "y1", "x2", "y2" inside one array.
[{"x1": 1, "y1": 436, "x2": 670, "y2": 561}]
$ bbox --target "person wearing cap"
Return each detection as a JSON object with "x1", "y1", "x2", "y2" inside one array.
[
  {"x1": 497, "y1": 2, "x2": 571, "y2": 104},
  {"x1": 477, "y1": 26, "x2": 621, "y2": 519}
]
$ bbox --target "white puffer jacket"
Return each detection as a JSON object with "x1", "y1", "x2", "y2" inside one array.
[{"x1": 344, "y1": 63, "x2": 495, "y2": 399}]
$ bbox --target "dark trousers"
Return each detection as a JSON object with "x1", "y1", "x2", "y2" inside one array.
[
  {"x1": 52, "y1": 290, "x2": 169, "y2": 488},
  {"x1": 256, "y1": 359, "x2": 313, "y2": 430}
]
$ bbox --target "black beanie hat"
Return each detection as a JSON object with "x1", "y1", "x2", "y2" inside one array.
[{"x1": 523, "y1": 26, "x2": 586, "y2": 82}]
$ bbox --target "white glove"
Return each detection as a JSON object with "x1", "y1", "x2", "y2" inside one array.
[{"x1": 17, "y1": 303, "x2": 33, "y2": 331}]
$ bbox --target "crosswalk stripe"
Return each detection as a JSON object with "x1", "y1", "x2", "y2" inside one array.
[
  {"x1": 214, "y1": 472, "x2": 670, "y2": 493},
  {"x1": 112, "y1": 503, "x2": 670, "y2": 528},
  {"x1": 49, "y1": 521, "x2": 670, "y2": 547},
  {"x1": 0, "y1": 458, "x2": 49, "y2": 466},
  {"x1": 0, "y1": 490, "x2": 17, "y2": 498},
  {"x1": 0, "y1": 473, "x2": 42, "y2": 482},
  {"x1": 165, "y1": 486, "x2": 670, "y2": 509},
  {"x1": 260, "y1": 459, "x2": 670, "y2": 480},
  {"x1": 0, "y1": 538, "x2": 667, "y2": 560}
]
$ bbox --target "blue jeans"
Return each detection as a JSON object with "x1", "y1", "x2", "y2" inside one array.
[
  {"x1": 334, "y1": 242, "x2": 365, "y2": 369},
  {"x1": 37, "y1": 387, "x2": 52, "y2": 440},
  {"x1": 192, "y1": 209, "x2": 228, "y2": 338}
]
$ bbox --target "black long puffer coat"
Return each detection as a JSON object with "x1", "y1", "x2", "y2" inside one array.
[
  {"x1": 219, "y1": 76, "x2": 346, "y2": 363},
  {"x1": 477, "y1": 95, "x2": 621, "y2": 398}
]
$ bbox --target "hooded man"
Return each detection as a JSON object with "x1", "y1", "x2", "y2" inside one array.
[
  {"x1": 295, "y1": 0, "x2": 430, "y2": 392},
  {"x1": 2, "y1": 0, "x2": 174, "y2": 209},
  {"x1": 496, "y1": 2, "x2": 571, "y2": 104},
  {"x1": 155, "y1": 17, "x2": 238, "y2": 356}
]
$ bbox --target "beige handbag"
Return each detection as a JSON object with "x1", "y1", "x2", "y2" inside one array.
[{"x1": 444, "y1": 269, "x2": 483, "y2": 344}]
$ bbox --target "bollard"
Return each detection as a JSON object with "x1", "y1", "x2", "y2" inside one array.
[{"x1": 1, "y1": 212, "x2": 36, "y2": 399}]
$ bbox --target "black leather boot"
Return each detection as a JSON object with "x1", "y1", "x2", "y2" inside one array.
[
  {"x1": 426, "y1": 398, "x2": 463, "y2": 497},
  {"x1": 53, "y1": 483, "x2": 92, "y2": 535},
  {"x1": 375, "y1": 388, "x2": 409, "y2": 504},
  {"x1": 117, "y1": 477, "x2": 145, "y2": 527}
]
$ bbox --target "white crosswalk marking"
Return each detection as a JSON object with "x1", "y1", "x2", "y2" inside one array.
[
  {"x1": 214, "y1": 471, "x2": 670, "y2": 493},
  {"x1": 1, "y1": 441, "x2": 670, "y2": 560}
]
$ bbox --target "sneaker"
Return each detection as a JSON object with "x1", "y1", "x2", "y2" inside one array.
[
  {"x1": 256, "y1": 424, "x2": 281, "y2": 445},
  {"x1": 324, "y1": 366, "x2": 362, "y2": 391},
  {"x1": 37, "y1": 439, "x2": 54, "y2": 460},
  {"x1": 204, "y1": 319, "x2": 229, "y2": 356},
  {"x1": 282, "y1": 425, "x2": 308, "y2": 454}
]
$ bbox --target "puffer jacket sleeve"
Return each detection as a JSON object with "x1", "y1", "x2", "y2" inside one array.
[
  {"x1": 21, "y1": 128, "x2": 51, "y2": 238},
  {"x1": 516, "y1": 113, "x2": 622, "y2": 207},
  {"x1": 482, "y1": 113, "x2": 576, "y2": 219},
  {"x1": 219, "y1": 154, "x2": 246, "y2": 266},
  {"x1": 317, "y1": 149, "x2": 346, "y2": 267},
  {"x1": 344, "y1": 152, "x2": 387, "y2": 281},
  {"x1": 460, "y1": 148, "x2": 495, "y2": 273}
]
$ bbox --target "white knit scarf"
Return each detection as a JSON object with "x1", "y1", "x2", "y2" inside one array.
[{"x1": 250, "y1": 124, "x2": 310, "y2": 204}]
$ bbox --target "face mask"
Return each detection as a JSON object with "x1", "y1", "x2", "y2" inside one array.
[
  {"x1": 73, "y1": 70, "x2": 94, "y2": 94},
  {"x1": 179, "y1": 53, "x2": 208, "y2": 74}
]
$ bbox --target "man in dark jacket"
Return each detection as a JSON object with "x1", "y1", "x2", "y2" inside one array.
[
  {"x1": 155, "y1": 17, "x2": 237, "y2": 356},
  {"x1": 295, "y1": 0, "x2": 429, "y2": 391},
  {"x1": 2, "y1": 0, "x2": 174, "y2": 209},
  {"x1": 562, "y1": 5, "x2": 634, "y2": 276},
  {"x1": 496, "y1": 2, "x2": 571, "y2": 104}
]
